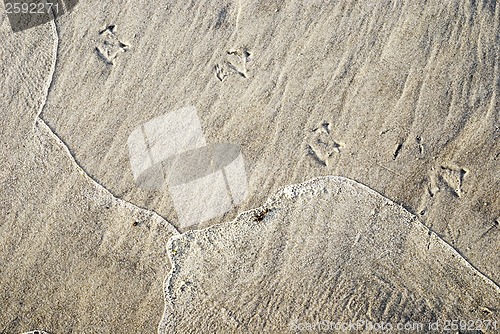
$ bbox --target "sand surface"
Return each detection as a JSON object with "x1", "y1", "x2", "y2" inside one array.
[
  {"x1": 0, "y1": 15, "x2": 178, "y2": 334},
  {"x1": 0, "y1": 0, "x2": 499, "y2": 333},
  {"x1": 162, "y1": 176, "x2": 499, "y2": 333}
]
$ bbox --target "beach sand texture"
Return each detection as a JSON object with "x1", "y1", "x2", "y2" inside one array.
[
  {"x1": 161, "y1": 176, "x2": 499, "y2": 333},
  {"x1": 0, "y1": 17, "x2": 178, "y2": 334},
  {"x1": 39, "y1": 0, "x2": 499, "y2": 279},
  {"x1": 0, "y1": 0, "x2": 499, "y2": 332}
]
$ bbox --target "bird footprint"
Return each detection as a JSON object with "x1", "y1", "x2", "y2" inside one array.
[{"x1": 214, "y1": 48, "x2": 252, "y2": 81}]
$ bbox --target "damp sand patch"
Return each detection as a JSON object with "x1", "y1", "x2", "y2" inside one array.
[{"x1": 160, "y1": 176, "x2": 499, "y2": 333}]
